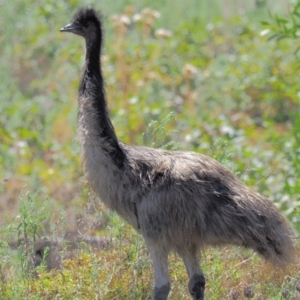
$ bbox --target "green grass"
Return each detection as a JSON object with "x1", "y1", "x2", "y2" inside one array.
[{"x1": 0, "y1": 0, "x2": 299, "y2": 299}]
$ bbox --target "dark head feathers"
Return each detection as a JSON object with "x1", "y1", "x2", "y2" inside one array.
[
  {"x1": 72, "y1": 7, "x2": 102, "y2": 25},
  {"x1": 60, "y1": 7, "x2": 103, "y2": 39}
]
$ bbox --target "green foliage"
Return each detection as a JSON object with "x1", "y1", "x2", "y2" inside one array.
[
  {"x1": 17, "y1": 193, "x2": 47, "y2": 242},
  {"x1": 0, "y1": 192, "x2": 49, "y2": 298},
  {"x1": 16, "y1": 193, "x2": 48, "y2": 276},
  {"x1": 263, "y1": 0, "x2": 300, "y2": 42},
  {"x1": 260, "y1": 0, "x2": 300, "y2": 227},
  {"x1": 142, "y1": 112, "x2": 179, "y2": 149}
]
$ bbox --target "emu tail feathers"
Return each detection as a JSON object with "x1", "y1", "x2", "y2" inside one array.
[
  {"x1": 235, "y1": 194, "x2": 294, "y2": 267},
  {"x1": 206, "y1": 189, "x2": 295, "y2": 268},
  {"x1": 245, "y1": 208, "x2": 294, "y2": 267}
]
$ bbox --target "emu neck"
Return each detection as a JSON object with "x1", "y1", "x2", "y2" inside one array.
[
  {"x1": 80, "y1": 31, "x2": 102, "y2": 96},
  {"x1": 79, "y1": 27, "x2": 125, "y2": 169},
  {"x1": 85, "y1": 34, "x2": 100, "y2": 68}
]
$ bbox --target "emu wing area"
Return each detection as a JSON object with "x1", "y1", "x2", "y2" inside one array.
[{"x1": 125, "y1": 145, "x2": 286, "y2": 257}]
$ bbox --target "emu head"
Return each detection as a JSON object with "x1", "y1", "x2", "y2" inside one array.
[{"x1": 60, "y1": 7, "x2": 102, "y2": 39}]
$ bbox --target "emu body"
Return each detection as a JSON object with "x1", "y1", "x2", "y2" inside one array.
[{"x1": 61, "y1": 8, "x2": 294, "y2": 300}]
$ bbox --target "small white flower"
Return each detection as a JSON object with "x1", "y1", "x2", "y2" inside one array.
[
  {"x1": 155, "y1": 29, "x2": 172, "y2": 38},
  {"x1": 260, "y1": 29, "x2": 270, "y2": 36},
  {"x1": 133, "y1": 13, "x2": 142, "y2": 22},
  {"x1": 120, "y1": 15, "x2": 131, "y2": 26},
  {"x1": 182, "y1": 63, "x2": 198, "y2": 80}
]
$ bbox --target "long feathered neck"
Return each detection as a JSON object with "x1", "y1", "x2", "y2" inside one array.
[{"x1": 79, "y1": 22, "x2": 125, "y2": 168}]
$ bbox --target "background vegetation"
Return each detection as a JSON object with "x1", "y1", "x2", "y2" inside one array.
[{"x1": 0, "y1": 0, "x2": 299, "y2": 299}]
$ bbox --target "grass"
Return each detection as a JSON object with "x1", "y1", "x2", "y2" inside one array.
[
  {"x1": 1, "y1": 223, "x2": 299, "y2": 299},
  {"x1": 0, "y1": 0, "x2": 300, "y2": 299}
]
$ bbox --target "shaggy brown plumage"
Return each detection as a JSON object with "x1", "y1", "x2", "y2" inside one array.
[{"x1": 60, "y1": 8, "x2": 295, "y2": 300}]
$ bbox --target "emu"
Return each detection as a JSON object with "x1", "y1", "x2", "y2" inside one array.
[{"x1": 60, "y1": 8, "x2": 294, "y2": 300}]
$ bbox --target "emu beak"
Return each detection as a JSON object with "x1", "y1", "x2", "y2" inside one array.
[{"x1": 60, "y1": 22, "x2": 79, "y2": 33}]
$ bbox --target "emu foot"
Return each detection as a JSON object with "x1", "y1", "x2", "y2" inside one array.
[
  {"x1": 154, "y1": 283, "x2": 170, "y2": 300},
  {"x1": 188, "y1": 274, "x2": 205, "y2": 300}
]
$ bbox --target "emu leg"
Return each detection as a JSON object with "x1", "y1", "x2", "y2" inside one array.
[
  {"x1": 147, "y1": 242, "x2": 170, "y2": 300},
  {"x1": 188, "y1": 273, "x2": 205, "y2": 300},
  {"x1": 180, "y1": 251, "x2": 205, "y2": 300}
]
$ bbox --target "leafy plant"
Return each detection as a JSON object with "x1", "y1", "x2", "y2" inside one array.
[
  {"x1": 15, "y1": 192, "x2": 47, "y2": 277},
  {"x1": 263, "y1": 1, "x2": 300, "y2": 42},
  {"x1": 142, "y1": 112, "x2": 179, "y2": 149}
]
